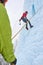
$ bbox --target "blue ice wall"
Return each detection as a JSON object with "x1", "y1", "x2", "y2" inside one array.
[{"x1": 15, "y1": 0, "x2": 43, "y2": 65}]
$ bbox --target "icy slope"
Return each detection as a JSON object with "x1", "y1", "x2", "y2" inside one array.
[{"x1": 15, "y1": 4, "x2": 43, "y2": 65}]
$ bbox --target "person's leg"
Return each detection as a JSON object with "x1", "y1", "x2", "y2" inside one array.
[
  {"x1": 22, "y1": 18, "x2": 29, "y2": 30},
  {"x1": 27, "y1": 19, "x2": 33, "y2": 28},
  {"x1": 26, "y1": 22, "x2": 28, "y2": 30}
]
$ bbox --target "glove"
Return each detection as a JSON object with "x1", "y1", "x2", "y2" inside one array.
[
  {"x1": 11, "y1": 58, "x2": 17, "y2": 65},
  {"x1": 19, "y1": 22, "x2": 21, "y2": 25}
]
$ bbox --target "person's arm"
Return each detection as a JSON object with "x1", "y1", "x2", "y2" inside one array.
[
  {"x1": 19, "y1": 19, "x2": 21, "y2": 25},
  {"x1": 19, "y1": 16, "x2": 22, "y2": 25},
  {"x1": 19, "y1": 16, "x2": 22, "y2": 21}
]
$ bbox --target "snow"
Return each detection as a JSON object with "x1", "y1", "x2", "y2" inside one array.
[{"x1": 0, "y1": 0, "x2": 43, "y2": 65}]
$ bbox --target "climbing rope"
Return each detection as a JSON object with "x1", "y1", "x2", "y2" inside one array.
[{"x1": 12, "y1": 4, "x2": 43, "y2": 40}]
